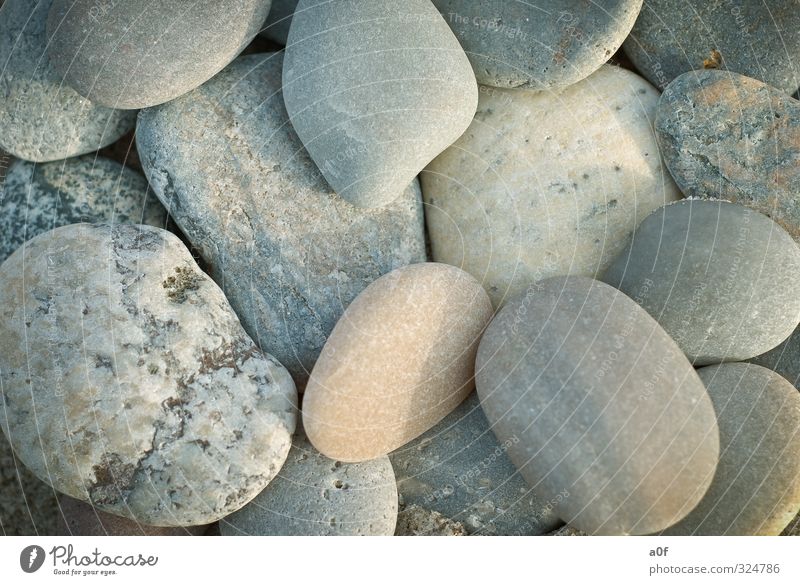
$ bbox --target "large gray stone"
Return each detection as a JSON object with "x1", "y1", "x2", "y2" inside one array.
[
  {"x1": 660, "y1": 363, "x2": 800, "y2": 535},
  {"x1": 656, "y1": 70, "x2": 800, "y2": 240},
  {"x1": 46, "y1": 0, "x2": 272, "y2": 109},
  {"x1": 0, "y1": 223, "x2": 297, "y2": 526},
  {"x1": 0, "y1": 0, "x2": 135, "y2": 162},
  {"x1": 603, "y1": 200, "x2": 800, "y2": 365},
  {"x1": 137, "y1": 53, "x2": 426, "y2": 387},
  {"x1": 390, "y1": 393, "x2": 560, "y2": 535},
  {"x1": 221, "y1": 432, "x2": 397, "y2": 535},
  {"x1": 283, "y1": 0, "x2": 477, "y2": 208},
  {"x1": 624, "y1": 0, "x2": 800, "y2": 94},
  {"x1": 432, "y1": 0, "x2": 642, "y2": 89},
  {"x1": 0, "y1": 155, "x2": 167, "y2": 262},
  {"x1": 476, "y1": 276, "x2": 720, "y2": 535},
  {"x1": 260, "y1": 0, "x2": 297, "y2": 45}
]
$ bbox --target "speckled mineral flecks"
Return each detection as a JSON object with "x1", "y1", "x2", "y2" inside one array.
[
  {"x1": 0, "y1": 223, "x2": 297, "y2": 526},
  {"x1": 395, "y1": 505, "x2": 467, "y2": 536}
]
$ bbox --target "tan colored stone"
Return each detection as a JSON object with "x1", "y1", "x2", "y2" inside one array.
[
  {"x1": 422, "y1": 65, "x2": 681, "y2": 307},
  {"x1": 303, "y1": 263, "x2": 493, "y2": 462}
]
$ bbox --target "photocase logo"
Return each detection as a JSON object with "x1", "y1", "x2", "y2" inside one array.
[{"x1": 20, "y1": 545, "x2": 46, "y2": 573}]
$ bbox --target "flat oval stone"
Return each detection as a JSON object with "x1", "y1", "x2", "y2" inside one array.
[
  {"x1": 283, "y1": 0, "x2": 477, "y2": 208},
  {"x1": 603, "y1": 200, "x2": 800, "y2": 365},
  {"x1": 303, "y1": 263, "x2": 494, "y2": 462},
  {"x1": 661, "y1": 363, "x2": 800, "y2": 535},
  {"x1": 137, "y1": 53, "x2": 426, "y2": 387},
  {"x1": 221, "y1": 433, "x2": 397, "y2": 535},
  {"x1": 57, "y1": 495, "x2": 207, "y2": 536},
  {"x1": 46, "y1": 0, "x2": 272, "y2": 109},
  {"x1": 260, "y1": 0, "x2": 297, "y2": 45},
  {"x1": 390, "y1": 393, "x2": 560, "y2": 535},
  {"x1": 431, "y1": 0, "x2": 642, "y2": 89},
  {"x1": 423, "y1": 65, "x2": 681, "y2": 307},
  {"x1": 0, "y1": 155, "x2": 167, "y2": 262},
  {"x1": 656, "y1": 70, "x2": 800, "y2": 239},
  {"x1": 0, "y1": 223, "x2": 297, "y2": 526},
  {"x1": 476, "y1": 276, "x2": 719, "y2": 535},
  {"x1": 0, "y1": 0, "x2": 135, "y2": 162},
  {"x1": 624, "y1": 0, "x2": 800, "y2": 94}
]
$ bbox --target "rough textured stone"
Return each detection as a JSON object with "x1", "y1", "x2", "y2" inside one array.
[
  {"x1": 56, "y1": 495, "x2": 207, "y2": 536},
  {"x1": 423, "y1": 65, "x2": 681, "y2": 307},
  {"x1": 0, "y1": 223, "x2": 297, "y2": 526},
  {"x1": 1, "y1": 435, "x2": 59, "y2": 536},
  {"x1": 395, "y1": 504, "x2": 467, "y2": 536},
  {"x1": 432, "y1": 0, "x2": 642, "y2": 89},
  {"x1": 283, "y1": 0, "x2": 477, "y2": 208},
  {"x1": 751, "y1": 326, "x2": 800, "y2": 389},
  {"x1": 46, "y1": 0, "x2": 272, "y2": 109},
  {"x1": 0, "y1": 0, "x2": 135, "y2": 162},
  {"x1": 476, "y1": 276, "x2": 720, "y2": 535},
  {"x1": 0, "y1": 155, "x2": 167, "y2": 262},
  {"x1": 624, "y1": 0, "x2": 800, "y2": 94},
  {"x1": 550, "y1": 525, "x2": 589, "y2": 536},
  {"x1": 656, "y1": 70, "x2": 800, "y2": 239},
  {"x1": 603, "y1": 200, "x2": 800, "y2": 365},
  {"x1": 660, "y1": 364, "x2": 800, "y2": 535},
  {"x1": 260, "y1": 0, "x2": 297, "y2": 45},
  {"x1": 304, "y1": 263, "x2": 494, "y2": 462},
  {"x1": 137, "y1": 53, "x2": 426, "y2": 387},
  {"x1": 221, "y1": 432, "x2": 397, "y2": 535},
  {"x1": 390, "y1": 393, "x2": 560, "y2": 535}
]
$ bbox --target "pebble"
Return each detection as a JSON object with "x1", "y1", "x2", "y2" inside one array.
[
  {"x1": 283, "y1": 0, "x2": 477, "y2": 208},
  {"x1": 661, "y1": 364, "x2": 800, "y2": 535},
  {"x1": 0, "y1": 155, "x2": 167, "y2": 262},
  {"x1": 431, "y1": 0, "x2": 643, "y2": 89},
  {"x1": 260, "y1": 0, "x2": 297, "y2": 45},
  {"x1": 423, "y1": 65, "x2": 681, "y2": 307},
  {"x1": 603, "y1": 200, "x2": 800, "y2": 365},
  {"x1": 220, "y1": 432, "x2": 397, "y2": 536},
  {"x1": 46, "y1": 0, "x2": 272, "y2": 109},
  {"x1": 303, "y1": 263, "x2": 494, "y2": 462},
  {"x1": 390, "y1": 393, "x2": 560, "y2": 535},
  {"x1": 0, "y1": 223, "x2": 297, "y2": 526},
  {"x1": 0, "y1": 0, "x2": 135, "y2": 162},
  {"x1": 395, "y1": 505, "x2": 467, "y2": 536},
  {"x1": 476, "y1": 276, "x2": 720, "y2": 535},
  {"x1": 57, "y1": 495, "x2": 207, "y2": 536},
  {"x1": 655, "y1": 70, "x2": 800, "y2": 239},
  {"x1": 137, "y1": 53, "x2": 426, "y2": 387},
  {"x1": 624, "y1": 0, "x2": 800, "y2": 94}
]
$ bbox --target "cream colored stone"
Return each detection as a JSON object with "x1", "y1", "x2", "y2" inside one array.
[
  {"x1": 303, "y1": 263, "x2": 493, "y2": 462},
  {"x1": 422, "y1": 64, "x2": 681, "y2": 307}
]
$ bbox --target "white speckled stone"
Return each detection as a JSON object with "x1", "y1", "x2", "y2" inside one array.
[
  {"x1": 0, "y1": 156, "x2": 167, "y2": 262},
  {"x1": 0, "y1": 0, "x2": 135, "y2": 162},
  {"x1": 221, "y1": 432, "x2": 397, "y2": 535},
  {"x1": 303, "y1": 263, "x2": 494, "y2": 462},
  {"x1": 283, "y1": 0, "x2": 478, "y2": 208},
  {"x1": 0, "y1": 223, "x2": 297, "y2": 527},
  {"x1": 422, "y1": 65, "x2": 681, "y2": 307}
]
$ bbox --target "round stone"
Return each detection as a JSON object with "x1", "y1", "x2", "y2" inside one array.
[
  {"x1": 137, "y1": 53, "x2": 426, "y2": 388},
  {"x1": 0, "y1": 223, "x2": 298, "y2": 526},
  {"x1": 661, "y1": 363, "x2": 800, "y2": 535},
  {"x1": 221, "y1": 432, "x2": 397, "y2": 536},
  {"x1": 389, "y1": 393, "x2": 560, "y2": 535},
  {"x1": 602, "y1": 200, "x2": 800, "y2": 365},
  {"x1": 46, "y1": 0, "x2": 272, "y2": 109},
  {"x1": 0, "y1": 155, "x2": 167, "y2": 262},
  {"x1": 476, "y1": 276, "x2": 720, "y2": 535},
  {"x1": 422, "y1": 64, "x2": 681, "y2": 307},
  {"x1": 656, "y1": 70, "x2": 800, "y2": 239},
  {"x1": 303, "y1": 263, "x2": 494, "y2": 462},
  {"x1": 432, "y1": 0, "x2": 642, "y2": 89},
  {"x1": 260, "y1": 0, "x2": 297, "y2": 45},
  {"x1": 0, "y1": 0, "x2": 135, "y2": 162},
  {"x1": 283, "y1": 0, "x2": 477, "y2": 208},
  {"x1": 624, "y1": 0, "x2": 800, "y2": 94}
]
